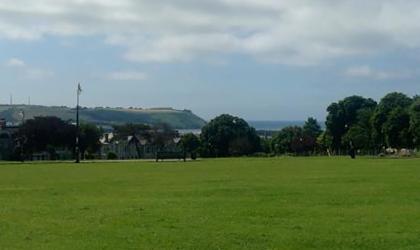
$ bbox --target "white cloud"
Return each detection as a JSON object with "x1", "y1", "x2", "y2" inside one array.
[
  {"x1": 107, "y1": 71, "x2": 147, "y2": 81},
  {"x1": 24, "y1": 68, "x2": 55, "y2": 80},
  {"x1": 3, "y1": 57, "x2": 54, "y2": 79},
  {"x1": 345, "y1": 66, "x2": 373, "y2": 78},
  {"x1": 345, "y1": 65, "x2": 415, "y2": 80},
  {"x1": 1, "y1": 1, "x2": 420, "y2": 64},
  {"x1": 6, "y1": 58, "x2": 25, "y2": 67}
]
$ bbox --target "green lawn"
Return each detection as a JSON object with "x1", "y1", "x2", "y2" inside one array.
[{"x1": 1, "y1": 157, "x2": 420, "y2": 249}]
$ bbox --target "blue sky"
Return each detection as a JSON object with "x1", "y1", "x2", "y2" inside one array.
[{"x1": 1, "y1": 1, "x2": 419, "y2": 121}]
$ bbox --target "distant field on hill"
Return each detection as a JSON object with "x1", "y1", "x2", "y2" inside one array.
[
  {"x1": 1, "y1": 157, "x2": 420, "y2": 249},
  {"x1": 0, "y1": 105, "x2": 206, "y2": 129}
]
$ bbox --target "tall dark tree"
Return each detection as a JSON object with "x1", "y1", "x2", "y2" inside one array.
[
  {"x1": 303, "y1": 117, "x2": 322, "y2": 139},
  {"x1": 326, "y1": 96, "x2": 377, "y2": 152},
  {"x1": 342, "y1": 107, "x2": 376, "y2": 152},
  {"x1": 303, "y1": 117, "x2": 322, "y2": 153},
  {"x1": 410, "y1": 98, "x2": 420, "y2": 148},
  {"x1": 372, "y1": 92, "x2": 413, "y2": 148},
  {"x1": 383, "y1": 107, "x2": 413, "y2": 148},
  {"x1": 18, "y1": 116, "x2": 75, "y2": 156},
  {"x1": 200, "y1": 114, "x2": 260, "y2": 157}
]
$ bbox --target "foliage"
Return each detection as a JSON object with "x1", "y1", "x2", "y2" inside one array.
[
  {"x1": 383, "y1": 107, "x2": 413, "y2": 148},
  {"x1": 302, "y1": 117, "x2": 322, "y2": 152},
  {"x1": 272, "y1": 126, "x2": 315, "y2": 155},
  {"x1": 410, "y1": 99, "x2": 420, "y2": 148},
  {"x1": 180, "y1": 133, "x2": 200, "y2": 153},
  {"x1": 200, "y1": 114, "x2": 261, "y2": 157},
  {"x1": 107, "y1": 152, "x2": 118, "y2": 160},
  {"x1": 272, "y1": 126, "x2": 302, "y2": 154},
  {"x1": 317, "y1": 131, "x2": 333, "y2": 153},
  {"x1": 372, "y1": 92, "x2": 413, "y2": 148},
  {"x1": 113, "y1": 123, "x2": 151, "y2": 139},
  {"x1": 259, "y1": 137, "x2": 272, "y2": 154},
  {"x1": 303, "y1": 117, "x2": 322, "y2": 139},
  {"x1": 341, "y1": 107, "x2": 375, "y2": 151},
  {"x1": 19, "y1": 116, "x2": 75, "y2": 154},
  {"x1": 326, "y1": 96, "x2": 377, "y2": 152},
  {"x1": 79, "y1": 123, "x2": 102, "y2": 158},
  {"x1": 150, "y1": 123, "x2": 179, "y2": 149},
  {"x1": 15, "y1": 117, "x2": 101, "y2": 160},
  {"x1": 113, "y1": 123, "x2": 178, "y2": 153}
]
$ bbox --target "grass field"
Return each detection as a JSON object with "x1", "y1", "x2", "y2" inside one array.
[{"x1": 1, "y1": 157, "x2": 420, "y2": 249}]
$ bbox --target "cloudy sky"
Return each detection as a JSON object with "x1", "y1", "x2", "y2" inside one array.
[{"x1": 1, "y1": 0, "x2": 419, "y2": 120}]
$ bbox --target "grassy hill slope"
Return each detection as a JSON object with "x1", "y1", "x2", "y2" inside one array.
[{"x1": 0, "y1": 105, "x2": 206, "y2": 129}]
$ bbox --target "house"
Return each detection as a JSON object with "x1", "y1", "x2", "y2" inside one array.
[
  {"x1": 99, "y1": 132, "x2": 180, "y2": 160},
  {"x1": 100, "y1": 133, "x2": 143, "y2": 159}
]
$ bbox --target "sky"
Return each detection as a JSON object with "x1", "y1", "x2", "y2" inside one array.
[{"x1": 0, "y1": 0, "x2": 419, "y2": 121}]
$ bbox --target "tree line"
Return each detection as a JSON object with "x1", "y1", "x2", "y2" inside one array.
[
  {"x1": 12, "y1": 117, "x2": 182, "y2": 161},
  {"x1": 325, "y1": 92, "x2": 419, "y2": 154},
  {"x1": 187, "y1": 92, "x2": 420, "y2": 157},
  {"x1": 14, "y1": 116, "x2": 102, "y2": 160},
  {"x1": 6, "y1": 91, "x2": 420, "y2": 160}
]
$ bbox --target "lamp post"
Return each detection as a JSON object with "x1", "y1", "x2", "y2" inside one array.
[
  {"x1": 75, "y1": 83, "x2": 82, "y2": 164},
  {"x1": 19, "y1": 110, "x2": 25, "y2": 162}
]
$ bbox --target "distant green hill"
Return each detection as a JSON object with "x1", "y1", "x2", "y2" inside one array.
[{"x1": 0, "y1": 105, "x2": 206, "y2": 129}]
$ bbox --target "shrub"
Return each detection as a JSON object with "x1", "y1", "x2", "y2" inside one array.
[{"x1": 107, "y1": 152, "x2": 118, "y2": 160}]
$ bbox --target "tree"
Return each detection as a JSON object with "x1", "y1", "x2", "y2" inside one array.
[
  {"x1": 79, "y1": 123, "x2": 102, "y2": 159},
  {"x1": 317, "y1": 131, "x2": 333, "y2": 155},
  {"x1": 259, "y1": 137, "x2": 272, "y2": 154},
  {"x1": 326, "y1": 96, "x2": 377, "y2": 152},
  {"x1": 303, "y1": 117, "x2": 322, "y2": 153},
  {"x1": 113, "y1": 123, "x2": 151, "y2": 140},
  {"x1": 19, "y1": 116, "x2": 75, "y2": 155},
  {"x1": 150, "y1": 123, "x2": 178, "y2": 150},
  {"x1": 383, "y1": 107, "x2": 413, "y2": 148},
  {"x1": 271, "y1": 126, "x2": 304, "y2": 155},
  {"x1": 303, "y1": 117, "x2": 322, "y2": 139},
  {"x1": 325, "y1": 103, "x2": 345, "y2": 152},
  {"x1": 181, "y1": 133, "x2": 200, "y2": 155},
  {"x1": 342, "y1": 107, "x2": 375, "y2": 153},
  {"x1": 372, "y1": 92, "x2": 413, "y2": 148},
  {"x1": 410, "y1": 98, "x2": 420, "y2": 148},
  {"x1": 200, "y1": 114, "x2": 260, "y2": 157}
]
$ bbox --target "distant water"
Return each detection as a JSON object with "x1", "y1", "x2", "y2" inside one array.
[
  {"x1": 178, "y1": 120, "x2": 323, "y2": 135},
  {"x1": 248, "y1": 121, "x2": 306, "y2": 131},
  {"x1": 178, "y1": 129, "x2": 202, "y2": 135}
]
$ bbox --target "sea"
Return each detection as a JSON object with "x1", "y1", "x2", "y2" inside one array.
[{"x1": 178, "y1": 120, "x2": 322, "y2": 135}]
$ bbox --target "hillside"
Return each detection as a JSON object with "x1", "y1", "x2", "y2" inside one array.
[{"x1": 0, "y1": 105, "x2": 206, "y2": 129}]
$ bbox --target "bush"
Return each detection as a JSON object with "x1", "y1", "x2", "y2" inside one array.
[
  {"x1": 191, "y1": 152, "x2": 197, "y2": 160},
  {"x1": 85, "y1": 154, "x2": 96, "y2": 160},
  {"x1": 107, "y1": 152, "x2": 118, "y2": 160},
  {"x1": 251, "y1": 152, "x2": 275, "y2": 158}
]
